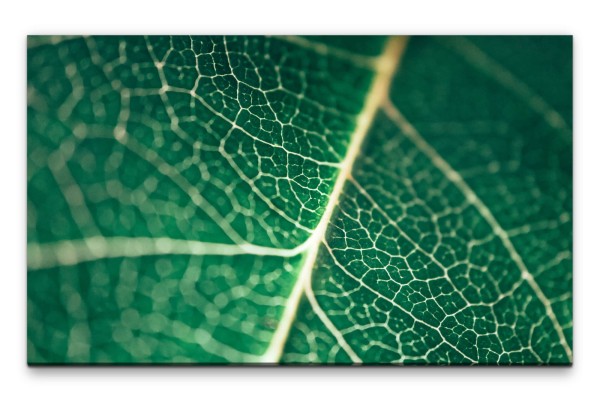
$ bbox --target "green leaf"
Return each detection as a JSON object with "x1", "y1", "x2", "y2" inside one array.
[{"x1": 27, "y1": 35, "x2": 572, "y2": 365}]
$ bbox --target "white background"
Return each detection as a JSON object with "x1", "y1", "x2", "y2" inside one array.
[{"x1": 1, "y1": 1, "x2": 597, "y2": 400}]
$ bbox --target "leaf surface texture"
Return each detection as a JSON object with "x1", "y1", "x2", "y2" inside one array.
[{"x1": 27, "y1": 35, "x2": 572, "y2": 364}]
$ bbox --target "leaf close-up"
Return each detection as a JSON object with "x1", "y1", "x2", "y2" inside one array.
[{"x1": 27, "y1": 35, "x2": 572, "y2": 365}]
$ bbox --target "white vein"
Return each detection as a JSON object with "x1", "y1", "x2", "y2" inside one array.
[{"x1": 27, "y1": 236, "x2": 302, "y2": 270}]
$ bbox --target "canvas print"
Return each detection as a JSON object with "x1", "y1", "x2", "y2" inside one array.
[{"x1": 27, "y1": 35, "x2": 573, "y2": 365}]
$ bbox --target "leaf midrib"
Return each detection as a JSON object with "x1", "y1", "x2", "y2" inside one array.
[{"x1": 260, "y1": 36, "x2": 409, "y2": 362}]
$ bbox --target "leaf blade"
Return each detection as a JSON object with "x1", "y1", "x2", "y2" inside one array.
[
  {"x1": 27, "y1": 35, "x2": 573, "y2": 365},
  {"x1": 283, "y1": 36, "x2": 572, "y2": 365}
]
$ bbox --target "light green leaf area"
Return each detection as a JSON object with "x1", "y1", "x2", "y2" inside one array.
[{"x1": 27, "y1": 35, "x2": 572, "y2": 365}]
